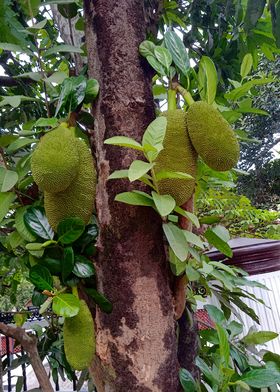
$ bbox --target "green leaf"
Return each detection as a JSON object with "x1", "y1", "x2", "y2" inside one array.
[
  {"x1": 104, "y1": 136, "x2": 143, "y2": 151},
  {"x1": 204, "y1": 228, "x2": 232, "y2": 258},
  {"x1": 162, "y1": 222, "x2": 188, "y2": 261},
  {"x1": 62, "y1": 247, "x2": 74, "y2": 281},
  {"x1": 45, "y1": 71, "x2": 68, "y2": 84},
  {"x1": 6, "y1": 137, "x2": 36, "y2": 153},
  {"x1": 142, "y1": 116, "x2": 167, "y2": 161},
  {"x1": 73, "y1": 256, "x2": 95, "y2": 278},
  {"x1": 179, "y1": 368, "x2": 197, "y2": 392},
  {"x1": 57, "y1": 2, "x2": 78, "y2": 18},
  {"x1": 168, "y1": 247, "x2": 186, "y2": 276},
  {"x1": 240, "y1": 362, "x2": 280, "y2": 387},
  {"x1": 271, "y1": 0, "x2": 280, "y2": 48},
  {"x1": 108, "y1": 170, "x2": 129, "y2": 180},
  {"x1": 14, "y1": 313, "x2": 28, "y2": 327},
  {"x1": 29, "y1": 265, "x2": 53, "y2": 291},
  {"x1": 34, "y1": 117, "x2": 59, "y2": 128},
  {"x1": 152, "y1": 191, "x2": 175, "y2": 216},
  {"x1": 15, "y1": 71, "x2": 42, "y2": 81},
  {"x1": 52, "y1": 294, "x2": 80, "y2": 318},
  {"x1": 146, "y1": 55, "x2": 167, "y2": 76},
  {"x1": 0, "y1": 96, "x2": 20, "y2": 108},
  {"x1": 174, "y1": 207, "x2": 200, "y2": 228},
  {"x1": 44, "y1": 44, "x2": 83, "y2": 57},
  {"x1": 55, "y1": 75, "x2": 87, "y2": 115},
  {"x1": 85, "y1": 288, "x2": 113, "y2": 313},
  {"x1": 216, "y1": 323, "x2": 230, "y2": 366},
  {"x1": 27, "y1": 19, "x2": 48, "y2": 31},
  {"x1": 244, "y1": 0, "x2": 266, "y2": 32},
  {"x1": 128, "y1": 160, "x2": 154, "y2": 182},
  {"x1": 0, "y1": 192, "x2": 16, "y2": 224},
  {"x1": 40, "y1": 257, "x2": 61, "y2": 275},
  {"x1": 242, "y1": 331, "x2": 278, "y2": 345},
  {"x1": 198, "y1": 56, "x2": 218, "y2": 105},
  {"x1": 205, "y1": 305, "x2": 226, "y2": 325},
  {"x1": 155, "y1": 171, "x2": 193, "y2": 181},
  {"x1": 0, "y1": 168, "x2": 18, "y2": 192},
  {"x1": 115, "y1": 191, "x2": 154, "y2": 207},
  {"x1": 185, "y1": 265, "x2": 200, "y2": 281},
  {"x1": 15, "y1": 207, "x2": 36, "y2": 242},
  {"x1": 32, "y1": 289, "x2": 48, "y2": 307},
  {"x1": 240, "y1": 53, "x2": 253, "y2": 78},
  {"x1": 0, "y1": 42, "x2": 33, "y2": 56},
  {"x1": 154, "y1": 46, "x2": 172, "y2": 70},
  {"x1": 164, "y1": 31, "x2": 190, "y2": 77},
  {"x1": 0, "y1": 135, "x2": 18, "y2": 147},
  {"x1": 24, "y1": 207, "x2": 54, "y2": 240},
  {"x1": 84, "y1": 79, "x2": 100, "y2": 103},
  {"x1": 139, "y1": 40, "x2": 156, "y2": 57},
  {"x1": 183, "y1": 231, "x2": 205, "y2": 249},
  {"x1": 57, "y1": 217, "x2": 85, "y2": 244},
  {"x1": 225, "y1": 78, "x2": 274, "y2": 101}
]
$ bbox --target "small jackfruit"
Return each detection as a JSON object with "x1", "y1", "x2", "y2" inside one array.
[
  {"x1": 186, "y1": 101, "x2": 240, "y2": 171},
  {"x1": 63, "y1": 299, "x2": 95, "y2": 370},
  {"x1": 31, "y1": 126, "x2": 79, "y2": 193},
  {"x1": 44, "y1": 138, "x2": 96, "y2": 230},
  {"x1": 154, "y1": 110, "x2": 197, "y2": 206}
]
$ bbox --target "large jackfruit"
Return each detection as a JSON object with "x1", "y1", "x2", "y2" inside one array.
[
  {"x1": 155, "y1": 110, "x2": 197, "y2": 206},
  {"x1": 31, "y1": 126, "x2": 79, "y2": 193},
  {"x1": 186, "y1": 101, "x2": 240, "y2": 171},
  {"x1": 63, "y1": 299, "x2": 95, "y2": 370},
  {"x1": 44, "y1": 138, "x2": 96, "y2": 230}
]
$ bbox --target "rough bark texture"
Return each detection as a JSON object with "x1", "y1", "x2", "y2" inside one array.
[{"x1": 84, "y1": 1, "x2": 179, "y2": 391}]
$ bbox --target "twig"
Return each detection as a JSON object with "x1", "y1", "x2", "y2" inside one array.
[{"x1": 0, "y1": 322, "x2": 54, "y2": 392}]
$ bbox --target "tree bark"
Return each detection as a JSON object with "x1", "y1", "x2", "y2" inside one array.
[
  {"x1": 84, "y1": 1, "x2": 180, "y2": 391},
  {"x1": 0, "y1": 323, "x2": 54, "y2": 392}
]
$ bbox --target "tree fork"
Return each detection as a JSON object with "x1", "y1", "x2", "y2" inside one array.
[{"x1": 84, "y1": 1, "x2": 180, "y2": 390}]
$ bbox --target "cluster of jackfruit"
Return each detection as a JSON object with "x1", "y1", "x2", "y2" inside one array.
[
  {"x1": 31, "y1": 123, "x2": 96, "y2": 230},
  {"x1": 63, "y1": 299, "x2": 95, "y2": 370},
  {"x1": 155, "y1": 102, "x2": 239, "y2": 206}
]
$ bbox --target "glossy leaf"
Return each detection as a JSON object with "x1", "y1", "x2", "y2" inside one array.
[
  {"x1": 29, "y1": 265, "x2": 53, "y2": 291},
  {"x1": 139, "y1": 40, "x2": 155, "y2": 57},
  {"x1": 128, "y1": 160, "x2": 154, "y2": 182},
  {"x1": 179, "y1": 368, "x2": 197, "y2": 392},
  {"x1": 204, "y1": 227, "x2": 232, "y2": 258},
  {"x1": 0, "y1": 168, "x2": 18, "y2": 192},
  {"x1": 52, "y1": 294, "x2": 80, "y2": 318},
  {"x1": 174, "y1": 207, "x2": 200, "y2": 228},
  {"x1": 86, "y1": 288, "x2": 113, "y2": 313},
  {"x1": 142, "y1": 116, "x2": 167, "y2": 161},
  {"x1": 155, "y1": 171, "x2": 193, "y2": 181},
  {"x1": 240, "y1": 53, "x2": 253, "y2": 78},
  {"x1": 152, "y1": 191, "x2": 175, "y2": 216},
  {"x1": 115, "y1": 191, "x2": 154, "y2": 207},
  {"x1": 62, "y1": 247, "x2": 75, "y2": 281},
  {"x1": 198, "y1": 56, "x2": 217, "y2": 105},
  {"x1": 57, "y1": 217, "x2": 85, "y2": 244},
  {"x1": 164, "y1": 30, "x2": 190, "y2": 76},
  {"x1": 44, "y1": 44, "x2": 83, "y2": 57},
  {"x1": 104, "y1": 136, "x2": 143, "y2": 151},
  {"x1": 24, "y1": 207, "x2": 54, "y2": 240},
  {"x1": 242, "y1": 331, "x2": 278, "y2": 345},
  {"x1": 154, "y1": 46, "x2": 172, "y2": 70},
  {"x1": 205, "y1": 305, "x2": 226, "y2": 325},
  {"x1": 240, "y1": 362, "x2": 280, "y2": 387},
  {"x1": 0, "y1": 192, "x2": 16, "y2": 224},
  {"x1": 162, "y1": 223, "x2": 188, "y2": 261},
  {"x1": 146, "y1": 55, "x2": 166, "y2": 76},
  {"x1": 73, "y1": 256, "x2": 95, "y2": 278}
]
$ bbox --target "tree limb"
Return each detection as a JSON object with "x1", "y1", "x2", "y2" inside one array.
[
  {"x1": 0, "y1": 322, "x2": 54, "y2": 392},
  {"x1": 0, "y1": 75, "x2": 34, "y2": 87}
]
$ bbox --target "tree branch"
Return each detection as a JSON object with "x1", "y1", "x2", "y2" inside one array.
[
  {"x1": 0, "y1": 75, "x2": 34, "y2": 87},
  {"x1": 0, "y1": 322, "x2": 54, "y2": 392}
]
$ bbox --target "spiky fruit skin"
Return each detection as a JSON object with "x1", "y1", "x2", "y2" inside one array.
[
  {"x1": 63, "y1": 300, "x2": 95, "y2": 370},
  {"x1": 186, "y1": 101, "x2": 240, "y2": 171},
  {"x1": 31, "y1": 126, "x2": 79, "y2": 193},
  {"x1": 155, "y1": 110, "x2": 197, "y2": 206},
  {"x1": 44, "y1": 139, "x2": 96, "y2": 230}
]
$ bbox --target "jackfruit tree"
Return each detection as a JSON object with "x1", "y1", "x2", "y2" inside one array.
[{"x1": 0, "y1": 1, "x2": 280, "y2": 392}]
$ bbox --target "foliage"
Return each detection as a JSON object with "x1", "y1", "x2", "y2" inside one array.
[{"x1": 0, "y1": 0, "x2": 280, "y2": 391}]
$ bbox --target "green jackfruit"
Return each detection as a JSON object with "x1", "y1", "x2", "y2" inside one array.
[
  {"x1": 186, "y1": 101, "x2": 240, "y2": 171},
  {"x1": 155, "y1": 110, "x2": 197, "y2": 206},
  {"x1": 31, "y1": 126, "x2": 79, "y2": 193},
  {"x1": 44, "y1": 138, "x2": 96, "y2": 230},
  {"x1": 63, "y1": 300, "x2": 95, "y2": 370}
]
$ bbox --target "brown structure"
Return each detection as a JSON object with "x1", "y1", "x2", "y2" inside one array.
[{"x1": 206, "y1": 237, "x2": 280, "y2": 276}]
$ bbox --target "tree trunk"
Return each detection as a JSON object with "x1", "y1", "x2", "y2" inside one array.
[{"x1": 84, "y1": 1, "x2": 180, "y2": 390}]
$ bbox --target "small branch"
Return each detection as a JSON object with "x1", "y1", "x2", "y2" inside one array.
[
  {"x1": 0, "y1": 75, "x2": 34, "y2": 87},
  {"x1": 0, "y1": 322, "x2": 54, "y2": 392}
]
